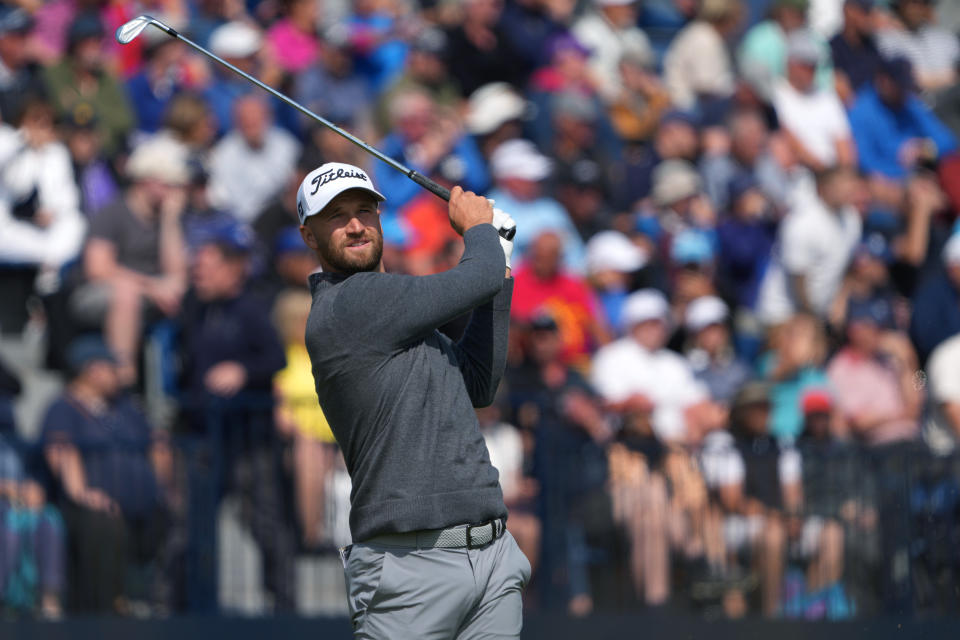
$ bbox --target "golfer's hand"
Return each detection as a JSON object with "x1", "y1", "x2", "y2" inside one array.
[
  {"x1": 491, "y1": 206, "x2": 516, "y2": 270},
  {"x1": 448, "y1": 186, "x2": 493, "y2": 236}
]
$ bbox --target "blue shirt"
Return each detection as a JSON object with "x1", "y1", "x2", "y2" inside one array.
[
  {"x1": 40, "y1": 394, "x2": 159, "y2": 518},
  {"x1": 849, "y1": 86, "x2": 957, "y2": 179},
  {"x1": 126, "y1": 72, "x2": 180, "y2": 134}
]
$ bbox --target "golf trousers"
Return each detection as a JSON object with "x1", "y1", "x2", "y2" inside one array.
[{"x1": 342, "y1": 529, "x2": 531, "y2": 639}]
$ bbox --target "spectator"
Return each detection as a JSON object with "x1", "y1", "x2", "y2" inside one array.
[
  {"x1": 486, "y1": 138, "x2": 586, "y2": 273},
  {"x1": 759, "y1": 313, "x2": 832, "y2": 441},
  {"x1": 343, "y1": 0, "x2": 410, "y2": 93},
  {"x1": 591, "y1": 289, "x2": 722, "y2": 444},
  {"x1": 757, "y1": 167, "x2": 862, "y2": 325},
  {"x1": 176, "y1": 220, "x2": 292, "y2": 610},
  {"x1": 772, "y1": 31, "x2": 856, "y2": 173},
  {"x1": 444, "y1": 0, "x2": 526, "y2": 97},
  {"x1": 716, "y1": 175, "x2": 777, "y2": 311},
  {"x1": 924, "y1": 333, "x2": 960, "y2": 453},
  {"x1": 512, "y1": 230, "x2": 610, "y2": 369},
  {"x1": 40, "y1": 337, "x2": 170, "y2": 613},
  {"x1": 375, "y1": 28, "x2": 461, "y2": 135},
  {"x1": 701, "y1": 381, "x2": 846, "y2": 618},
  {"x1": 572, "y1": 0, "x2": 655, "y2": 103},
  {"x1": 74, "y1": 135, "x2": 189, "y2": 385},
  {"x1": 43, "y1": 12, "x2": 133, "y2": 156},
  {"x1": 272, "y1": 289, "x2": 339, "y2": 549},
  {"x1": 738, "y1": 0, "x2": 833, "y2": 98},
  {"x1": 202, "y1": 21, "x2": 273, "y2": 135},
  {"x1": 62, "y1": 103, "x2": 121, "y2": 217},
  {"x1": 662, "y1": 0, "x2": 741, "y2": 111},
  {"x1": 556, "y1": 158, "x2": 616, "y2": 242},
  {"x1": 158, "y1": 93, "x2": 218, "y2": 156},
  {"x1": 477, "y1": 398, "x2": 540, "y2": 587},
  {"x1": 265, "y1": 0, "x2": 320, "y2": 74},
  {"x1": 0, "y1": 363, "x2": 64, "y2": 618},
  {"x1": 910, "y1": 233, "x2": 960, "y2": 363},
  {"x1": 700, "y1": 108, "x2": 792, "y2": 213},
  {"x1": 585, "y1": 230, "x2": 648, "y2": 335},
  {"x1": 0, "y1": 99, "x2": 87, "y2": 287},
  {"x1": 374, "y1": 88, "x2": 488, "y2": 214},
  {"x1": 208, "y1": 95, "x2": 300, "y2": 224},
  {"x1": 499, "y1": 0, "x2": 569, "y2": 80},
  {"x1": 650, "y1": 160, "x2": 717, "y2": 240},
  {"x1": 848, "y1": 57, "x2": 957, "y2": 182},
  {"x1": 827, "y1": 233, "x2": 902, "y2": 333},
  {"x1": 876, "y1": 0, "x2": 959, "y2": 94},
  {"x1": 684, "y1": 296, "x2": 751, "y2": 405},
  {"x1": 126, "y1": 37, "x2": 189, "y2": 136},
  {"x1": 294, "y1": 26, "x2": 372, "y2": 127},
  {"x1": 826, "y1": 299, "x2": 922, "y2": 445},
  {"x1": 0, "y1": 6, "x2": 47, "y2": 124},
  {"x1": 829, "y1": 0, "x2": 884, "y2": 104},
  {"x1": 607, "y1": 46, "x2": 671, "y2": 146}
]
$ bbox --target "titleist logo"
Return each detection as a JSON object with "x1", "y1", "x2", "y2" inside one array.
[{"x1": 310, "y1": 167, "x2": 368, "y2": 195}]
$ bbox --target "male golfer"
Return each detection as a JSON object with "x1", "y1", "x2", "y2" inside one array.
[{"x1": 297, "y1": 162, "x2": 529, "y2": 639}]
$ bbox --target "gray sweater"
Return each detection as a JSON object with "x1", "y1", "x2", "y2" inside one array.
[{"x1": 306, "y1": 224, "x2": 512, "y2": 542}]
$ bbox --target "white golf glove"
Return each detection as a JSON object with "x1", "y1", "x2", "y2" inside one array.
[{"x1": 491, "y1": 207, "x2": 516, "y2": 270}]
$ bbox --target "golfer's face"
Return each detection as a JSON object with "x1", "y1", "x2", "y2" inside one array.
[{"x1": 306, "y1": 189, "x2": 384, "y2": 274}]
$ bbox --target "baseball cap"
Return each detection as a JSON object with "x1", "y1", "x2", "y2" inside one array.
[
  {"x1": 68, "y1": 12, "x2": 104, "y2": 49},
  {"x1": 801, "y1": 388, "x2": 833, "y2": 415},
  {"x1": 786, "y1": 30, "x2": 822, "y2": 66},
  {"x1": 490, "y1": 139, "x2": 552, "y2": 182},
  {"x1": 878, "y1": 56, "x2": 917, "y2": 93},
  {"x1": 411, "y1": 27, "x2": 447, "y2": 56},
  {"x1": 560, "y1": 158, "x2": 604, "y2": 189},
  {"x1": 728, "y1": 173, "x2": 760, "y2": 205},
  {"x1": 652, "y1": 160, "x2": 701, "y2": 207},
  {"x1": 942, "y1": 233, "x2": 960, "y2": 266},
  {"x1": 546, "y1": 33, "x2": 590, "y2": 60},
  {"x1": 209, "y1": 21, "x2": 262, "y2": 58},
  {"x1": 856, "y1": 232, "x2": 893, "y2": 263},
  {"x1": 660, "y1": 109, "x2": 700, "y2": 129},
  {"x1": 466, "y1": 83, "x2": 527, "y2": 135},
  {"x1": 67, "y1": 336, "x2": 117, "y2": 374},
  {"x1": 671, "y1": 231, "x2": 715, "y2": 266},
  {"x1": 622, "y1": 289, "x2": 670, "y2": 327},
  {"x1": 586, "y1": 231, "x2": 648, "y2": 275},
  {"x1": 194, "y1": 219, "x2": 256, "y2": 254},
  {"x1": 529, "y1": 311, "x2": 559, "y2": 331},
  {"x1": 296, "y1": 162, "x2": 385, "y2": 225},
  {"x1": 685, "y1": 295, "x2": 729, "y2": 333},
  {"x1": 732, "y1": 381, "x2": 771, "y2": 409},
  {"x1": 0, "y1": 6, "x2": 33, "y2": 36},
  {"x1": 846, "y1": 297, "x2": 893, "y2": 328}
]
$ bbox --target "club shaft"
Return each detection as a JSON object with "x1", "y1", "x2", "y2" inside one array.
[{"x1": 155, "y1": 23, "x2": 451, "y2": 202}]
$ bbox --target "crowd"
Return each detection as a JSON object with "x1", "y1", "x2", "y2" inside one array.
[{"x1": 0, "y1": 0, "x2": 959, "y2": 622}]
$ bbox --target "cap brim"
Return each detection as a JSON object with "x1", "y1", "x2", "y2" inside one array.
[{"x1": 301, "y1": 186, "x2": 386, "y2": 223}]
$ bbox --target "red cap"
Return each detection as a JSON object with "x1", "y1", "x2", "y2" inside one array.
[{"x1": 802, "y1": 389, "x2": 833, "y2": 414}]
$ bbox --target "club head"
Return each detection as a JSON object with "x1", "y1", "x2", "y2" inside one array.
[{"x1": 115, "y1": 15, "x2": 158, "y2": 44}]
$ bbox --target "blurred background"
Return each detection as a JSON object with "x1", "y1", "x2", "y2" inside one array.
[{"x1": 0, "y1": 0, "x2": 959, "y2": 635}]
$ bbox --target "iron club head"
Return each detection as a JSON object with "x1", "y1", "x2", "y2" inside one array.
[{"x1": 115, "y1": 15, "x2": 164, "y2": 44}]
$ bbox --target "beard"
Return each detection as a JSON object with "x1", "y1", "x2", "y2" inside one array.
[{"x1": 318, "y1": 229, "x2": 384, "y2": 275}]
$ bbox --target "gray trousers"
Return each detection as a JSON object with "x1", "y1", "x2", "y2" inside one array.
[{"x1": 342, "y1": 530, "x2": 531, "y2": 639}]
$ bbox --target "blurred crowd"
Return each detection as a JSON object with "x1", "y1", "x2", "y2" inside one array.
[{"x1": 1, "y1": 0, "x2": 960, "y2": 622}]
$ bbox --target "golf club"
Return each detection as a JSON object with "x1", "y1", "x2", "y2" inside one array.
[{"x1": 116, "y1": 15, "x2": 515, "y2": 241}]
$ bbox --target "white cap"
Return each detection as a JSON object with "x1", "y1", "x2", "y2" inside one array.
[
  {"x1": 586, "y1": 231, "x2": 648, "y2": 275},
  {"x1": 652, "y1": 159, "x2": 701, "y2": 207},
  {"x1": 685, "y1": 295, "x2": 729, "y2": 333},
  {"x1": 944, "y1": 233, "x2": 960, "y2": 266},
  {"x1": 466, "y1": 83, "x2": 527, "y2": 136},
  {"x1": 127, "y1": 135, "x2": 189, "y2": 186},
  {"x1": 296, "y1": 163, "x2": 385, "y2": 225},
  {"x1": 209, "y1": 21, "x2": 262, "y2": 58},
  {"x1": 490, "y1": 138, "x2": 552, "y2": 182},
  {"x1": 622, "y1": 289, "x2": 670, "y2": 327}
]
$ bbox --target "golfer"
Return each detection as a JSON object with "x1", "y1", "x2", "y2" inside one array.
[{"x1": 297, "y1": 162, "x2": 529, "y2": 639}]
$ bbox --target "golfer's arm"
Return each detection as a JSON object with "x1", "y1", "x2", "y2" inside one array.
[
  {"x1": 334, "y1": 225, "x2": 506, "y2": 346},
  {"x1": 452, "y1": 277, "x2": 513, "y2": 407}
]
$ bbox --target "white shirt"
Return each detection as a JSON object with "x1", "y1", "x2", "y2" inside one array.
[
  {"x1": 756, "y1": 191, "x2": 861, "y2": 325},
  {"x1": 699, "y1": 430, "x2": 801, "y2": 489},
  {"x1": 772, "y1": 78, "x2": 851, "y2": 168},
  {"x1": 591, "y1": 337, "x2": 708, "y2": 442},
  {"x1": 572, "y1": 11, "x2": 654, "y2": 103},
  {"x1": 481, "y1": 422, "x2": 524, "y2": 499},
  {"x1": 925, "y1": 334, "x2": 960, "y2": 452},
  {"x1": 208, "y1": 126, "x2": 300, "y2": 223},
  {"x1": 663, "y1": 21, "x2": 736, "y2": 111}
]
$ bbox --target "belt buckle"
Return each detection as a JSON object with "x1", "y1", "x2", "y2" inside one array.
[
  {"x1": 466, "y1": 524, "x2": 477, "y2": 549},
  {"x1": 466, "y1": 520, "x2": 496, "y2": 549}
]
